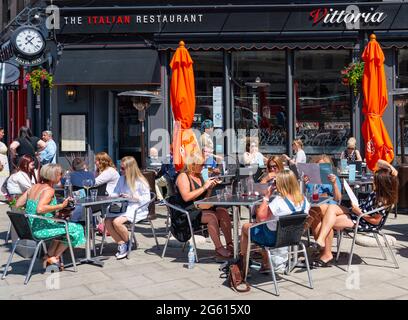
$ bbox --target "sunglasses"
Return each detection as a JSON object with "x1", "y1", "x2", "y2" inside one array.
[{"x1": 268, "y1": 164, "x2": 278, "y2": 170}]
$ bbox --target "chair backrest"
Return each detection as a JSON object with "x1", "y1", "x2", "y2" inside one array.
[
  {"x1": 142, "y1": 170, "x2": 156, "y2": 219},
  {"x1": 7, "y1": 210, "x2": 35, "y2": 241},
  {"x1": 164, "y1": 196, "x2": 192, "y2": 243},
  {"x1": 274, "y1": 213, "x2": 308, "y2": 248},
  {"x1": 374, "y1": 205, "x2": 393, "y2": 231},
  {"x1": 146, "y1": 192, "x2": 157, "y2": 220},
  {"x1": 91, "y1": 183, "x2": 107, "y2": 196}
]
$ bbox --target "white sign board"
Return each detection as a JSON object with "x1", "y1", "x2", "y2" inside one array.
[
  {"x1": 212, "y1": 86, "x2": 223, "y2": 128},
  {"x1": 61, "y1": 114, "x2": 86, "y2": 151}
]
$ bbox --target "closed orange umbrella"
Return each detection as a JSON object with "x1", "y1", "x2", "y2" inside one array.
[
  {"x1": 170, "y1": 41, "x2": 200, "y2": 171},
  {"x1": 361, "y1": 34, "x2": 394, "y2": 171}
]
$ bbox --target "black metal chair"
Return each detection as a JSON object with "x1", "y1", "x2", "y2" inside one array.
[
  {"x1": 335, "y1": 205, "x2": 398, "y2": 271},
  {"x1": 99, "y1": 192, "x2": 159, "y2": 256},
  {"x1": 161, "y1": 197, "x2": 210, "y2": 263},
  {"x1": 245, "y1": 213, "x2": 313, "y2": 296},
  {"x1": 2, "y1": 210, "x2": 77, "y2": 285}
]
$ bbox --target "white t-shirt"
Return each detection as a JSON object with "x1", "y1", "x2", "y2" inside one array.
[
  {"x1": 94, "y1": 167, "x2": 120, "y2": 196},
  {"x1": 293, "y1": 149, "x2": 306, "y2": 164},
  {"x1": 6, "y1": 171, "x2": 36, "y2": 195},
  {"x1": 267, "y1": 195, "x2": 310, "y2": 231}
]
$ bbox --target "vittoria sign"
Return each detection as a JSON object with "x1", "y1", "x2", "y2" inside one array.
[{"x1": 310, "y1": 6, "x2": 386, "y2": 28}]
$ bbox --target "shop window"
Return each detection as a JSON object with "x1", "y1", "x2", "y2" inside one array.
[
  {"x1": 397, "y1": 49, "x2": 408, "y2": 89},
  {"x1": 186, "y1": 52, "x2": 224, "y2": 153},
  {"x1": 294, "y1": 50, "x2": 352, "y2": 156},
  {"x1": 395, "y1": 94, "x2": 408, "y2": 156},
  {"x1": 232, "y1": 51, "x2": 287, "y2": 155}
]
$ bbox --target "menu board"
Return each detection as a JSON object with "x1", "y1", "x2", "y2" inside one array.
[{"x1": 60, "y1": 114, "x2": 86, "y2": 151}]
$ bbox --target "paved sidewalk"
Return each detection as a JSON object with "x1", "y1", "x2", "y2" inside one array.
[{"x1": 0, "y1": 204, "x2": 408, "y2": 300}]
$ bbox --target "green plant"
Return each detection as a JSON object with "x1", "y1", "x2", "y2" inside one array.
[
  {"x1": 341, "y1": 61, "x2": 365, "y2": 95},
  {"x1": 24, "y1": 68, "x2": 53, "y2": 95}
]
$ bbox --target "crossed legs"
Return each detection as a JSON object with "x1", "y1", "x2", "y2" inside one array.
[{"x1": 105, "y1": 216, "x2": 129, "y2": 245}]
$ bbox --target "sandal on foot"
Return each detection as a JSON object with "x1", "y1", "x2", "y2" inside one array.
[
  {"x1": 312, "y1": 259, "x2": 333, "y2": 268},
  {"x1": 226, "y1": 243, "x2": 234, "y2": 254}
]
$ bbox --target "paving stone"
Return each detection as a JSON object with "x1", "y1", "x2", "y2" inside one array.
[
  {"x1": 20, "y1": 285, "x2": 94, "y2": 300},
  {"x1": 84, "y1": 290, "x2": 139, "y2": 300},
  {"x1": 87, "y1": 274, "x2": 154, "y2": 295},
  {"x1": 130, "y1": 279, "x2": 200, "y2": 298},
  {"x1": 339, "y1": 283, "x2": 408, "y2": 300}
]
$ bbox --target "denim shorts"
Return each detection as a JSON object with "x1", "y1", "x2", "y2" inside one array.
[{"x1": 250, "y1": 224, "x2": 276, "y2": 247}]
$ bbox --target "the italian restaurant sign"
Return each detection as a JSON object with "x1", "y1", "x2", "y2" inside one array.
[{"x1": 58, "y1": 3, "x2": 407, "y2": 34}]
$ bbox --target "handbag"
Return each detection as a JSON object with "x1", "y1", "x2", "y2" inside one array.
[
  {"x1": 219, "y1": 258, "x2": 250, "y2": 293},
  {"x1": 108, "y1": 201, "x2": 129, "y2": 214}
]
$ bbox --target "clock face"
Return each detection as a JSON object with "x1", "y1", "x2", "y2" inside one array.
[{"x1": 13, "y1": 28, "x2": 45, "y2": 57}]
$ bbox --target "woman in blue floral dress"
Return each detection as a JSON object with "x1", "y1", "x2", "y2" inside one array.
[{"x1": 16, "y1": 164, "x2": 85, "y2": 269}]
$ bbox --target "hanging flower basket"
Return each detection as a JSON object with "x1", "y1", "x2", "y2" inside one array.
[
  {"x1": 24, "y1": 68, "x2": 54, "y2": 95},
  {"x1": 341, "y1": 61, "x2": 364, "y2": 96}
]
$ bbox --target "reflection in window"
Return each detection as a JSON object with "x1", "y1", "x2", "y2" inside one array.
[
  {"x1": 294, "y1": 50, "x2": 351, "y2": 155},
  {"x1": 232, "y1": 51, "x2": 287, "y2": 154},
  {"x1": 189, "y1": 51, "x2": 224, "y2": 131},
  {"x1": 397, "y1": 49, "x2": 408, "y2": 89},
  {"x1": 395, "y1": 95, "x2": 408, "y2": 155}
]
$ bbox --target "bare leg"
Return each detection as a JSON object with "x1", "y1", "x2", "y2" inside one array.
[
  {"x1": 47, "y1": 240, "x2": 60, "y2": 257},
  {"x1": 215, "y1": 207, "x2": 232, "y2": 246},
  {"x1": 316, "y1": 205, "x2": 349, "y2": 247},
  {"x1": 54, "y1": 242, "x2": 67, "y2": 258},
  {"x1": 319, "y1": 229, "x2": 334, "y2": 262},
  {"x1": 201, "y1": 211, "x2": 222, "y2": 249},
  {"x1": 105, "y1": 218, "x2": 126, "y2": 244},
  {"x1": 112, "y1": 216, "x2": 130, "y2": 244}
]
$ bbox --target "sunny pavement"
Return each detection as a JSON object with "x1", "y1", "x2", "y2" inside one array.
[{"x1": 0, "y1": 203, "x2": 408, "y2": 300}]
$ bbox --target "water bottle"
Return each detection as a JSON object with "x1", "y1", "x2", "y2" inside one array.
[
  {"x1": 188, "y1": 244, "x2": 195, "y2": 269},
  {"x1": 64, "y1": 174, "x2": 73, "y2": 199}
]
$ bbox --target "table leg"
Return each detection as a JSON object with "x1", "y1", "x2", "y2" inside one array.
[
  {"x1": 233, "y1": 206, "x2": 239, "y2": 260},
  {"x1": 80, "y1": 206, "x2": 106, "y2": 267}
]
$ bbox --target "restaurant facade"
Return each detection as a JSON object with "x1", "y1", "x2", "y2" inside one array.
[{"x1": 18, "y1": 0, "x2": 408, "y2": 166}]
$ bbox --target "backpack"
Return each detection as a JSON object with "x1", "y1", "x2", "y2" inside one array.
[{"x1": 166, "y1": 194, "x2": 201, "y2": 243}]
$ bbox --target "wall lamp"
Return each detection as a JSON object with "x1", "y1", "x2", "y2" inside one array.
[{"x1": 65, "y1": 87, "x2": 77, "y2": 101}]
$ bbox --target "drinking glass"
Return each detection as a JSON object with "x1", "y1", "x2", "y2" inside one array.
[
  {"x1": 224, "y1": 186, "x2": 232, "y2": 199},
  {"x1": 90, "y1": 189, "x2": 98, "y2": 200},
  {"x1": 216, "y1": 189, "x2": 223, "y2": 200},
  {"x1": 83, "y1": 179, "x2": 94, "y2": 198},
  {"x1": 237, "y1": 181, "x2": 243, "y2": 197}
]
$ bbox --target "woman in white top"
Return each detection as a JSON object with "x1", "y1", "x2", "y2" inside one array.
[
  {"x1": 243, "y1": 139, "x2": 267, "y2": 167},
  {"x1": 240, "y1": 170, "x2": 310, "y2": 276},
  {"x1": 94, "y1": 152, "x2": 120, "y2": 195},
  {"x1": 7, "y1": 154, "x2": 38, "y2": 195},
  {"x1": 0, "y1": 128, "x2": 10, "y2": 191},
  {"x1": 105, "y1": 156, "x2": 151, "y2": 259},
  {"x1": 283, "y1": 139, "x2": 306, "y2": 165}
]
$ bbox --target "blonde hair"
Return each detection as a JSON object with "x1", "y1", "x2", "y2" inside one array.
[
  {"x1": 266, "y1": 156, "x2": 284, "y2": 172},
  {"x1": 182, "y1": 153, "x2": 205, "y2": 175},
  {"x1": 276, "y1": 170, "x2": 304, "y2": 206},
  {"x1": 293, "y1": 139, "x2": 303, "y2": 149},
  {"x1": 347, "y1": 137, "x2": 357, "y2": 149},
  {"x1": 40, "y1": 164, "x2": 62, "y2": 183},
  {"x1": 95, "y1": 152, "x2": 116, "y2": 172},
  {"x1": 313, "y1": 154, "x2": 333, "y2": 166},
  {"x1": 120, "y1": 156, "x2": 149, "y2": 194}
]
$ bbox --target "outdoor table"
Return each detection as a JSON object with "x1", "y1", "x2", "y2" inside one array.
[
  {"x1": 194, "y1": 194, "x2": 263, "y2": 259},
  {"x1": 76, "y1": 196, "x2": 127, "y2": 267}
]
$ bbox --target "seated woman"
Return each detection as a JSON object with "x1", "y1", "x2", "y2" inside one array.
[
  {"x1": 15, "y1": 164, "x2": 85, "y2": 270},
  {"x1": 176, "y1": 153, "x2": 232, "y2": 258},
  {"x1": 240, "y1": 170, "x2": 310, "y2": 275},
  {"x1": 340, "y1": 137, "x2": 362, "y2": 164},
  {"x1": 7, "y1": 154, "x2": 38, "y2": 196},
  {"x1": 260, "y1": 156, "x2": 284, "y2": 184},
  {"x1": 312, "y1": 160, "x2": 398, "y2": 267},
  {"x1": 94, "y1": 152, "x2": 120, "y2": 196},
  {"x1": 243, "y1": 139, "x2": 267, "y2": 167},
  {"x1": 105, "y1": 156, "x2": 151, "y2": 260}
]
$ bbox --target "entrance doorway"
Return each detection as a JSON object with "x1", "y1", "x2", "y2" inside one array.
[{"x1": 116, "y1": 95, "x2": 143, "y2": 166}]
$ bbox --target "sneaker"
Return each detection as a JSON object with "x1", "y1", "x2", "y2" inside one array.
[
  {"x1": 116, "y1": 243, "x2": 128, "y2": 260},
  {"x1": 115, "y1": 244, "x2": 121, "y2": 257}
]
